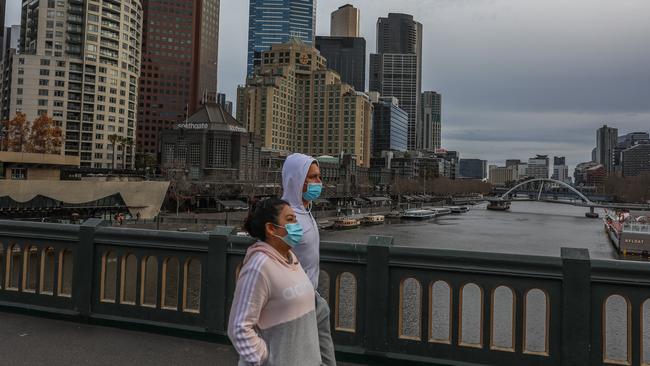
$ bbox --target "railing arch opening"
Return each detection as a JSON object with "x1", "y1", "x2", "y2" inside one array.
[
  {"x1": 0, "y1": 242, "x2": 3, "y2": 290},
  {"x1": 100, "y1": 251, "x2": 118, "y2": 303},
  {"x1": 140, "y1": 256, "x2": 158, "y2": 308},
  {"x1": 40, "y1": 246, "x2": 56, "y2": 295},
  {"x1": 120, "y1": 253, "x2": 137, "y2": 305},
  {"x1": 491, "y1": 285, "x2": 516, "y2": 352},
  {"x1": 524, "y1": 288, "x2": 550, "y2": 356},
  {"x1": 429, "y1": 280, "x2": 452, "y2": 344},
  {"x1": 642, "y1": 299, "x2": 650, "y2": 365},
  {"x1": 603, "y1": 294, "x2": 631, "y2": 365},
  {"x1": 23, "y1": 245, "x2": 39, "y2": 293},
  {"x1": 58, "y1": 249, "x2": 73, "y2": 297},
  {"x1": 317, "y1": 270, "x2": 330, "y2": 305},
  {"x1": 399, "y1": 277, "x2": 422, "y2": 340},
  {"x1": 161, "y1": 257, "x2": 179, "y2": 310},
  {"x1": 335, "y1": 271, "x2": 357, "y2": 333},
  {"x1": 182, "y1": 258, "x2": 201, "y2": 313},
  {"x1": 6, "y1": 244, "x2": 22, "y2": 291},
  {"x1": 459, "y1": 283, "x2": 483, "y2": 348}
]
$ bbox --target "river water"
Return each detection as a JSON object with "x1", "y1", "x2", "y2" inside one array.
[
  {"x1": 320, "y1": 201, "x2": 648, "y2": 362},
  {"x1": 321, "y1": 201, "x2": 616, "y2": 259}
]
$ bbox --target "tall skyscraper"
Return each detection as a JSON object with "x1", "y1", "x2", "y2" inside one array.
[
  {"x1": 238, "y1": 40, "x2": 373, "y2": 167},
  {"x1": 330, "y1": 4, "x2": 359, "y2": 37},
  {"x1": 315, "y1": 4, "x2": 364, "y2": 91},
  {"x1": 420, "y1": 91, "x2": 441, "y2": 151},
  {"x1": 596, "y1": 124, "x2": 618, "y2": 174},
  {"x1": 552, "y1": 156, "x2": 570, "y2": 183},
  {"x1": 1, "y1": 0, "x2": 5, "y2": 41},
  {"x1": 0, "y1": 25, "x2": 20, "y2": 121},
  {"x1": 459, "y1": 159, "x2": 487, "y2": 180},
  {"x1": 4, "y1": 0, "x2": 142, "y2": 168},
  {"x1": 137, "y1": 0, "x2": 219, "y2": 156},
  {"x1": 247, "y1": 0, "x2": 316, "y2": 75},
  {"x1": 370, "y1": 13, "x2": 422, "y2": 151},
  {"x1": 368, "y1": 92, "x2": 407, "y2": 157}
]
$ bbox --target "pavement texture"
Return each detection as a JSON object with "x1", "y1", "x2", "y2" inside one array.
[{"x1": 0, "y1": 312, "x2": 364, "y2": 366}]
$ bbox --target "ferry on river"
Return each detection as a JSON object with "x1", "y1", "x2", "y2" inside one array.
[
  {"x1": 604, "y1": 210, "x2": 650, "y2": 256},
  {"x1": 361, "y1": 215, "x2": 385, "y2": 225},
  {"x1": 445, "y1": 206, "x2": 470, "y2": 214},
  {"x1": 402, "y1": 209, "x2": 436, "y2": 220},
  {"x1": 333, "y1": 217, "x2": 361, "y2": 230},
  {"x1": 428, "y1": 207, "x2": 452, "y2": 216}
]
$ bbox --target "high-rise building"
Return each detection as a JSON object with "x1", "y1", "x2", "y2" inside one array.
[
  {"x1": 330, "y1": 4, "x2": 359, "y2": 37},
  {"x1": 1, "y1": 0, "x2": 5, "y2": 41},
  {"x1": 420, "y1": 91, "x2": 441, "y2": 151},
  {"x1": 596, "y1": 124, "x2": 618, "y2": 174},
  {"x1": 459, "y1": 159, "x2": 487, "y2": 180},
  {"x1": 613, "y1": 132, "x2": 649, "y2": 172},
  {"x1": 137, "y1": 0, "x2": 219, "y2": 156},
  {"x1": 621, "y1": 144, "x2": 650, "y2": 177},
  {"x1": 315, "y1": 36, "x2": 365, "y2": 92},
  {"x1": 552, "y1": 156, "x2": 570, "y2": 183},
  {"x1": 0, "y1": 25, "x2": 20, "y2": 122},
  {"x1": 246, "y1": 0, "x2": 316, "y2": 75},
  {"x1": 526, "y1": 155, "x2": 550, "y2": 179},
  {"x1": 489, "y1": 165, "x2": 515, "y2": 186},
  {"x1": 368, "y1": 92, "x2": 407, "y2": 157},
  {"x1": 370, "y1": 13, "x2": 422, "y2": 151},
  {"x1": 237, "y1": 39, "x2": 373, "y2": 167},
  {"x1": 4, "y1": 0, "x2": 143, "y2": 168}
]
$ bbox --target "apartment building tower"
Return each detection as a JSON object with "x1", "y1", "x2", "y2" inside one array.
[
  {"x1": 5, "y1": 0, "x2": 143, "y2": 168},
  {"x1": 237, "y1": 39, "x2": 373, "y2": 167}
]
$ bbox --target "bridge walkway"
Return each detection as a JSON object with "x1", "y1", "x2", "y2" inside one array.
[{"x1": 0, "y1": 312, "x2": 366, "y2": 366}]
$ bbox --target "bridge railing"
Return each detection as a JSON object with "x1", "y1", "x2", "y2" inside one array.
[{"x1": 1, "y1": 219, "x2": 650, "y2": 366}]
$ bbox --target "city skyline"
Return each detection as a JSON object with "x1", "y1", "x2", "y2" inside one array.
[{"x1": 4, "y1": 0, "x2": 650, "y2": 170}]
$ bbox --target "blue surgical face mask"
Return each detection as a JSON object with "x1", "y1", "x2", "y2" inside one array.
[
  {"x1": 303, "y1": 183, "x2": 322, "y2": 201},
  {"x1": 272, "y1": 223, "x2": 304, "y2": 248}
]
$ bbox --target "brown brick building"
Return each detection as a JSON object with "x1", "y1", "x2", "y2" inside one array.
[{"x1": 137, "y1": 0, "x2": 220, "y2": 156}]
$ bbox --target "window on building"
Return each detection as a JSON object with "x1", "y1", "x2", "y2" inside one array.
[{"x1": 11, "y1": 168, "x2": 27, "y2": 180}]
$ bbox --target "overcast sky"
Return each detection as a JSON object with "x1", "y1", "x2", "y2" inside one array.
[{"x1": 6, "y1": 0, "x2": 650, "y2": 169}]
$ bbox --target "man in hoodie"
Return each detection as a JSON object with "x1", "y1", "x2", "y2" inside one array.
[{"x1": 281, "y1": 153, "x2": 336, "y2": 365}]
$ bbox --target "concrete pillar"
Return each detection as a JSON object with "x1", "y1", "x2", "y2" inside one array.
[
  {"x1": 561, "y1": 247, "x2": 591, "y2": 366},
  {"x1": 363, "y1": 235, "x2": 393, "y2": 355}
]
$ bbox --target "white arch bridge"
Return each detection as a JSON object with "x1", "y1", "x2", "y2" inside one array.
[{"x1": 494, "y1": 178, "x2": 650, "y2": 214}]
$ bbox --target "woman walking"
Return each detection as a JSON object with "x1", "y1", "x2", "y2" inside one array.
[{"x1": 228, "y1": 198, "x2": 321, "y2": 366}]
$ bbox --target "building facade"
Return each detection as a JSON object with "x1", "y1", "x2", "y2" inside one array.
[
  {"x1": 247, "y1": 0, "x2": 316, "y2": 75},
  {"x1": 622, "y1": 144, "x2": 650, "y2": 177},
  {"x1": 330, "y1": 4, "x2": 359, "y2": 37},
  {"x1": 489, "y1": 165, "x2": 515, "y2": 186},
  {"x1": 596, "y1": 124, "x2": 618, "y2": 174},
  {"x1": 3, "y1": 0, "x2": 143, "y2": 169},
  {"x1": 526, "y1": 155, "x2": 550, "y2": 179},
  {"x1": 0, "y1": 24, "x2": 20, "y2": 122},
  {"x1": 420, "y1": 91, "x2": 441, "y2": 151},
  {"x1": 137, "y1": 0, "x2": 220, "y2": 156},
  {"x1": 237, "y1": 40, "x2": 373, "y2": 167},
  {"x1": 369, "y1": 13, "x2": 422, "y2": 151},
  {"x1": 369, "y1": 93, "x2": 407, "y2": 157},
  {"x1": 552, "y1": 156, "x2": 570, "y2": 183},
  {"x1": 315, "y1": 36, "x2": 365, "y2": 92},
  {"x1": 159, "y1": 103, "x2": 261, "y2": 181},
  {"x1": 459, "y1": 159, "x2": 487, "y2": 180}
]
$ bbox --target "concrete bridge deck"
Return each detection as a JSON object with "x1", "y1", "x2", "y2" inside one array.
[{"x1": 0, "y1": 312, "x2": 365, "y2": 366}]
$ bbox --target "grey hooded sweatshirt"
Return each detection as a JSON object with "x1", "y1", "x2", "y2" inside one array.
[{"x1": 281, "y1": 153, "x2": 320, "y2": 289}]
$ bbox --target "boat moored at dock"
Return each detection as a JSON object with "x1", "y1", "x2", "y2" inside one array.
[
  {"x1": 445, "y1": 206, "x2": 469, "y2": 214},
  {"x1": 361, "y1": 215, "x2": 385, "y2": 225},
  {"x1": 333, "y1": 217, "x2": 361, "y2": 230},
  {"x1": 604, "y1": 210, "x2": 650, "y2": 256},
  {"x1": 402, "y1": 209, "x2": 436, "y2": 220}
]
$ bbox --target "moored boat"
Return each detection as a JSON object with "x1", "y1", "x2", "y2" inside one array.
[
  {"x1": 402, "y1": 209, "x2": 436, "y2": 220},
  {"x1": 604, "y1": 210, "x2": 650, "y2": 256},
  {"x1": 444, "y1": 206, "x2": 469, "y2": 214},
  {"x1": 333, "y1": 217, "x2": 361, "y2": 230},
  {"x1": 487, "y1": 199, "x2": 511, "y2": 211},
  {"x1": 361, "y1": 215, "x2": 385, "y2": 225},
  {"x1": 428, "y1": 207, "x2": 452, "y2": 216}
]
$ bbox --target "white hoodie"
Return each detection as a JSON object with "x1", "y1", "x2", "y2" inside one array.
[{"x1": 281, "y1": 153, "x2": 320, "y2": 290}]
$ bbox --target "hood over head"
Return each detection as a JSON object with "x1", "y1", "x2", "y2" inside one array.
[{"x1": 281, "y1": 153, "x2": 318, "y2": 212}]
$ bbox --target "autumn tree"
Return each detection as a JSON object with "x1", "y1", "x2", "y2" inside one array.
[
  {"x1": 26, "y1": 113, "x2": 63, "y2": 154},
  {"x1": 2, "y1": 112, "x2": 30, "y2": 152}
]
